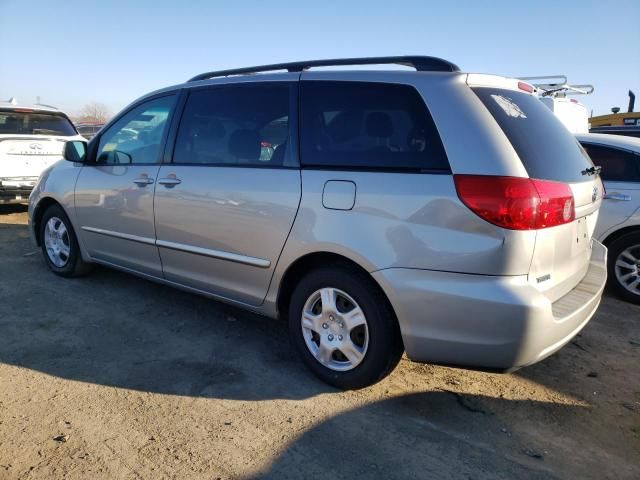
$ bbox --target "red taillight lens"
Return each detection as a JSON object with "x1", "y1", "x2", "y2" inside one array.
[
  {"x1": 517, "y1": 81, "x2": 534, "y2": 93},
  {"x1": 454, "y1": 175, "x2": 575, "y2": 230},
  {"x1": 530, "y1": 178, "x2": 575, "y2": 228}
]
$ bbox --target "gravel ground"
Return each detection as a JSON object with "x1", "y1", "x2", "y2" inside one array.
[{"x1": 0, "y1": 204, "x2": 639, "y2": 479}]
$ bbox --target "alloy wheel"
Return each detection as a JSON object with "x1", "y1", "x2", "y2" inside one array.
[{"x1": 614, "y1": 245, "x2": 640, "y2": 297}]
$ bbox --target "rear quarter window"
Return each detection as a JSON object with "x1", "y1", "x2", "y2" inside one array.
[
  {"x1": 473, "y1": 88, "x2": 594, "y2": 183},
  {"x1": 300, "y1": 81, "x2": 450, "y2": 172}
]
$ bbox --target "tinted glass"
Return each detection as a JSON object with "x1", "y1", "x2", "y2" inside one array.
[
  {"x1": 77, "y1": 125, "x2": 102, "y2": 136},
  {"x1": 473, "y1": 88, "x2": 594, "y2": 183},
  {"x1": 300, "y1": 81, "x2": 449, "y2": 171},
  {"x1": 96, "y1": 95, "x2": 174, "y2": 164},
  {"x1": 0, "y1": 110, "x2": 76, "y2": 136},
  {"x1": 173, "y1": 84, "x2": 291, "y2": 166},
  {"x1": 581, "y1": 143, "x2": 640, "y2": 182},
  {"x1": 590, "y1": 127, "x2": 640, "y2": 138}
]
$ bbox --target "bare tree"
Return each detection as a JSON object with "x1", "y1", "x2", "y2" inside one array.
[{"x1": 77, "y1": 102, "x2": 111, "y2": 123}]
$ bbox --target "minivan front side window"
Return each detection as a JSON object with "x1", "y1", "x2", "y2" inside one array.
[{"x1": 96, "y1": 95, "x2": 175, "y2": 165}]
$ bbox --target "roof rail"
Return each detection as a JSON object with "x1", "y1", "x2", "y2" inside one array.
[
  {"x1": 188, "y1": 56, "x2": 460, "y2": 82},
  {"x1": 519, "y1": 75, "x2": 594, "y2": 97}
]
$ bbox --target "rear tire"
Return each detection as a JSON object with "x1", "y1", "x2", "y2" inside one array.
[
  {"x1": 607, "y1": 232, "x2": 640, "y2": 305},
  {"x1": 288, "y1": 265, "x2": 403, "y2": 389},
  {"x1": 39, "y1": 204, "x2": 91, "y2": 277}
]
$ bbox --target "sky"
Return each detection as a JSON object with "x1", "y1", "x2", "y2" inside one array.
[{"x1": 1, "y1": 0, "x2": 638, "y2": 118}]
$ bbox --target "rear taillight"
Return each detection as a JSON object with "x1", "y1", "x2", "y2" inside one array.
[
  {"x1": 454, "y1": 175, "x2": 575, "y2": 230},
  {"x1": 517, "y1": 81, "x2": 534, "y2": 93},
  {"x1": 532, "y1": 177, "x2": 576, "y2": 228}
]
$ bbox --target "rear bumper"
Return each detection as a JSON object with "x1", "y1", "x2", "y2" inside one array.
[
  {"x1": 372, "y1": 240, "x2": 607, "y2": 370},
  {"x1": 0, "y1": 187, "x2": 33, "y2": 203},
  {"x1": 0, "y1": 177, "x2": 37, "y2": 203}
]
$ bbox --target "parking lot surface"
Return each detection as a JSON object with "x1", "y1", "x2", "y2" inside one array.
[{"x1": 1, "y1": 205, "x2": 639, "y2": 479}]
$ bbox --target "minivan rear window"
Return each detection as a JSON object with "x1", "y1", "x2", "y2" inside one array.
[
  {"x1": 473, "y1": 88, "x2": 594, "y2": 183},
  {"x1": 300, "y1": 81, "x2": 450, "y2": 172}
]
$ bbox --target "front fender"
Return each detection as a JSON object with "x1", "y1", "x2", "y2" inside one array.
[{"x1": 28, "y1": 161, "x2": 85, "y2": 257}]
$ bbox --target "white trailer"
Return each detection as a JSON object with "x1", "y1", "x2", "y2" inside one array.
[{"x1": 520, "y1": 75, "x2": 594, "y2": 133}]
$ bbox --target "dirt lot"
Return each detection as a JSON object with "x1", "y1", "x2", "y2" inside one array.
[{"x1": 0, "y1": 204, "x2": 638, "y2": 479}]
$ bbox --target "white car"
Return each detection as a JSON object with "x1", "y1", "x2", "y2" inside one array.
[
  {"x1": 577, "y1": 133, "x2": 640, "y2": 304},
  {"x1": 0, "y1": 100, "x2": 84, "y2": 203}
]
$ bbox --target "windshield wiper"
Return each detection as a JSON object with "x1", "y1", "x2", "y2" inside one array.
[{"x1": 581, "y1": 166, "x2": 602, "y2": 176}]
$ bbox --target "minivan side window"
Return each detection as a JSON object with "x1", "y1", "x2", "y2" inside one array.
[
  {"x1": 300, "y1": 81, "x2": 449, "y2": 171},
  {"x1": 173, "y1": 84, "x2": 291, "y2": 167},
  {"x1": 581, "y1": 143, "x2": 640, "y2": 182},
  {"x1": 96, "y1": 95, "x2": 175, "y2": 165}
]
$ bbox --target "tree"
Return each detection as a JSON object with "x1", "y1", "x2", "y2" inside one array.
[{"x1": 77, "y1": 102, "x2": 111, "y2": 123}]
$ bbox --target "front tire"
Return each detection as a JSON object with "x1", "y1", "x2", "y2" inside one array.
[
  {"x1": 288, "y1": 265, "x2": 403, "y2": 389},
  {"x1": 607, "y1": 232, "x2": 640, "y2": 305},
  {"x1": 39, "y1": 205, "x2": 91, "y2": 277}
]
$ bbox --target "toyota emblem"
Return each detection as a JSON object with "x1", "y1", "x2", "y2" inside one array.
[{"x1": 29, "y1": 143, "x2": 43, "y2": 150}]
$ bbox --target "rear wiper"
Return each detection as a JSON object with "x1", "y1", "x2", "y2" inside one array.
[{"x1": 581, "y1": 166, "x2": 602, "y2": 176}]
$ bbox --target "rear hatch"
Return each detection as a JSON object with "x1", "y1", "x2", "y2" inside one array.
[
  {"x1": 471, "y1": 82, "x2": 602, "y2": 302},
  {"x1": 0, "y1": 108, "x2": 78, "y2": 180},
  {"x1": 0, "y1": 136, "x2": 67, "y2": 179}
]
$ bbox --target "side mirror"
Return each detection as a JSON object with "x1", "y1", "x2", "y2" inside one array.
[
  {"x1": 63, "y1": 140, "x2": 88, "y2": 163},
  {"x1": 113, "y1": 150, "x2": 133, "y2": 164},
  {"x1": 96, "y1": 149, "x2": 132, "y2": 164}
]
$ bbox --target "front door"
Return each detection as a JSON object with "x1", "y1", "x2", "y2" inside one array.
[
  {"x1": 153, "y1": 81, "x2": 301, "y2": 305},
  {"x1": 74, "y1": 94, "x2": 176, "y2": 276}
]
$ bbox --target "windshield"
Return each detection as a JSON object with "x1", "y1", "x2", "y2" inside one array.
[
  {"x1": 473, "y1": 88, "x2": 594, "y2": 183},
  {"x1": 0, "y1": 110, "x2": 77, "y2": 136}
]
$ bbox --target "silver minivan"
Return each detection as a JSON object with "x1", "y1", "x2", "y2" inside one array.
[{"x1": 28, "y1": 57, "x2": 607, "y2": 389}]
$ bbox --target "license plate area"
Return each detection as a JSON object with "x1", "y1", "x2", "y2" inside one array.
[
  {"x1": 575, "y1": 216, "x2": 589, "y2": 251},
  {"x1": 528, "y1": 213, "x2": 595, "y2": 301}
]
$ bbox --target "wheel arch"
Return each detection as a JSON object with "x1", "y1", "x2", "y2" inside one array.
[
  {"x1": 275, "y1": 251, "x2": 400, "y2": 331},
  {"x1": 32, "y1": 196, "x2": 66, "y2": 246},
  {"x1": 602, "y1": 225, "x2": 640, "y2": 247}
]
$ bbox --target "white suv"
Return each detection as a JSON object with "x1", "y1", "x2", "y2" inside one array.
[{"x1": 0, "y1": 100, "x2": 84, "y2": 203}]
